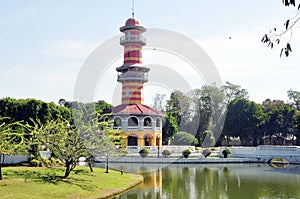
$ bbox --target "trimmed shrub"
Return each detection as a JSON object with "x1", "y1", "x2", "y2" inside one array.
[
  {"x1": 182, "y1": 149, "x2": 191, "y2": 158},
  {"x1": 162, "y1": 150, "x2": 172, "y2": 158},
  {"x1": 202, "y1": 148, "x2": 211, "y2": 158},
  {"x1": 139, "y1": 148, "x2": 149, "y2": 158},
  {"x1": 222, "y1": 148, "x2": 231, "y2": 158}
]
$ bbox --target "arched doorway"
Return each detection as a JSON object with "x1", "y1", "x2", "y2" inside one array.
[
  {"x1": 128, "y1": 135, "x2": 138, "y2": 146},
  {"x1": 144, "y1": 135, "x2": 152, "y2": 146}
]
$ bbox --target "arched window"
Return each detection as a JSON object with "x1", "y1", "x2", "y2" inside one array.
[
  {"x1": 143, "y1": 117, "x2": 152, "y2": 127},
  {"x1": 128, "y1": 116, "x2": 138, "y2": 126},
  {"x1": 113, "y1": 117, "x2": 122, "y2": 127}
]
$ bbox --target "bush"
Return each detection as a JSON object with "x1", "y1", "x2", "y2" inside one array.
[
  {"x1": 162, "y1": 150, "x2": 172, "y2": 158},
  {"x1": 202, "y1": 148, "x2": 211, "y2": 158},
  {"x1": 182, "y1": 149, "x2": 191, "y2": 158},
  {"x1": 222, "y1": 148, "x2": 231, "y2": 158},
  {"x1": 171, "y1": 131, "x2": 199, "y2": 146},
  {"x1": 139, "y1": 148, "x2": 149, "y2": 158}
]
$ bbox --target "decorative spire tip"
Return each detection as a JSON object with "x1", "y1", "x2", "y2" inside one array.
[{"x1": 131, "y1": 0, "x2": 135, "y2": 18}]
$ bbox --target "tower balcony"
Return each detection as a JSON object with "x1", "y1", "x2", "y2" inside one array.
[
  {"x1": 120, "y1": 35, "x2": 146, "y2": 45},
  {"x1": 117, "y1": 72, "x2": 148, "y2": 82}
]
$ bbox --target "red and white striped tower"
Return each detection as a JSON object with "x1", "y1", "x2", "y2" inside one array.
[{"x1": 116, "y1": 17, "x2": 149, "y2": 105}]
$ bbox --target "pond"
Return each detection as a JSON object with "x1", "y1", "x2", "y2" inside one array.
[{"x1": 106, "y1": 163, "x2": 300, "y2": 199}]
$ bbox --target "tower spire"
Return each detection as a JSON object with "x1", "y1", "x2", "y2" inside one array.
[{"x1": 131, "y1": 0, "x2": 135, "y2": 18}]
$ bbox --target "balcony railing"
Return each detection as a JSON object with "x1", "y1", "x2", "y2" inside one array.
[
  {"x1": 117, "y1": 73, "x2": 148, "y2": 82},
  {"x1": 120, "y1": 35, "x2": 146, "y2": 45},
  {"x1": 143, "y1": 126, "x2": 152, "y2": 131},
  {"x1": 127, "y1": 126, "x2": 139, "y2": 131}
]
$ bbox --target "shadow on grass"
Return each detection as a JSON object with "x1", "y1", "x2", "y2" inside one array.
[{"x1": 3, "y1": 168, "x2": 96, "y2": 191}]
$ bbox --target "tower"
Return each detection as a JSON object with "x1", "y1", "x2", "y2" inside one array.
[
  {"x1": 117, "y1": 17, "x2": 148, "y2": 105},
  {"x1": 110, "y1": 16, "x2": 165, "y2": 148}
]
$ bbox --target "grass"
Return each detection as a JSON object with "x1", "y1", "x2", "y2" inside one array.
[{"x1": 0, "y1": 166, "x2": 143, "y2": 199}]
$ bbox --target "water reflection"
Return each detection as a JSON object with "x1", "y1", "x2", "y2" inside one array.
[{"x1": 110, "y1": 164, "x2": 300, "y2": 199}]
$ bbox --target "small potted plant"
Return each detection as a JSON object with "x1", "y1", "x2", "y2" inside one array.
[
  {"x1": 222, "y1": 148, "x2": 231, "y2": 158},
  {"x1": 162, "y1": 149, "x2": 172, "y2": 158},
  {"x1": 182, "y1": 149, "x2": 191, "y2": 158},
  {"x1": 202, "y1": 148, "x2": 211, "y2": 158},
  {"x1": 139, "y1": 148, "x2": 149, "y2": 158}
]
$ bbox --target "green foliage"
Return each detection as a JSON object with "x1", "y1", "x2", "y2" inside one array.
[
  {"x1": 0, "y1": 118, "x2": 29, "y2": 180},
  {"x1": 223, "y1": 98, "x2": 265, "y2": 146},
  {"x1": 31, "y1": 119, "x2": 87, "y2": 178},
  {"x1": 182, "y1": 149, "x2": 191, "y2": 158},
  {"x1": 193, "y1": 84, "x2": 226, "y2": 146},
  {"x1": 263, "y1": 104, "x2": 297, "y2": 140},
  {"x1": 139, "y1": 148, "x2": 149, "y2": 158},
  {"x1": 222, "y1": 148, "x2": 231, "y2": 158},
  {"x1": 0, "y1": 97, "x2": 70, "y2": 125},
  {"x1": 202, "y1": 148, "x2": 211, "y2": 158},
  {"x1": 162, "y1": 149, "x2": 172, "y2": 158},
  {"x1": 162, "y1": 112, "x2": 178, "y2": 144},
  {"x1": 221, "y1": 81, "x2": 249, "y2": 103},
  {"x1": 287, "y1": 89, "x2": 300, "y2": 110},
  {"x1": 171, "y1": 131, "x2": 198, "y2": 146}
]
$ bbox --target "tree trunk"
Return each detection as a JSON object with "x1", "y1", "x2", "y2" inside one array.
[
  {"x1": 64, "y1": 161, "x2": 71, "y2": 178},
  {"x1": 88, "y1": 157, "x2": 93, "y2": 173},
  {"x1": 105, "y1": 158, "x2": 109, "y2": 173}
]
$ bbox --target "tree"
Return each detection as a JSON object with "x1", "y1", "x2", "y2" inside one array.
[
  {"x1": 262, "y1": 99, "x2": 285, "y2": 112},
  {"x1": 262, "y1": 0, "x2": 300, "y2": 57},
  {"x1": 152, "y1": 94, "x2": 166, "y2": 112},
  {"x1": 193, "y1": 84, "x2": 226, "y2": 146},
  {"x1": 295, "y1": 113, "x2": 300, "y2": 145},
  {"x1": 222, "y1": 99, "x2": 265, "y2": 146},
  {"x1": 171, "y1": 131, "x2": 198, "y2": 146},
  {"x1": 0, "y1": 119, "x2": 28, "y2": 180},
  {"x1": 72, "y1": 105, "x2": 125, "y2": 174},
  {"x1": 162, "y1": 112, "x2": 178, "y2": 145},
  {"x1": 32, "y1": 119, "x2": 87, "y2": 178},
  {"x1": 263, "y1": 105, "x2": 297, "y2": 144},
  {"x1": 287, "y1": 89, "x2": 300, "y2": 110},
  {"x1": 166, "y1": 90, "x2": 192, "y2": 130},
  {"x1": 80, "y1": 117, "x2": 126, "y2": 174},
  {"x1": 0, "y1": 97, "x2": 70, "y2": 126},
  {"x1": 221, "y1": 81, "x2": 249, "y2": 103}
]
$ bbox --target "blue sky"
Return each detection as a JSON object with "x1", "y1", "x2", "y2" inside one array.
[{"x1": 1, "y1": 0, "x2": 299, "y2": 105}]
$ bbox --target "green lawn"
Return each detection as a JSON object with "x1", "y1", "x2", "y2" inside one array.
[{"x1": 0, "y1": 166, "x2": 143, "y2": 199}]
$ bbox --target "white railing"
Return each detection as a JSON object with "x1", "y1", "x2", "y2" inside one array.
[
  {"x1": 118, "y1": 74, "x2": 148, "y2": 82},
  {"x1": 143, "y1": 126, "x2": 152, "y2": 131},
  {"x1": 120, "y1": 35, "x2": 146, "y2": 45},
  {"x1": 127, "y1": 126, "x2": 139, "y2": 131}
]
